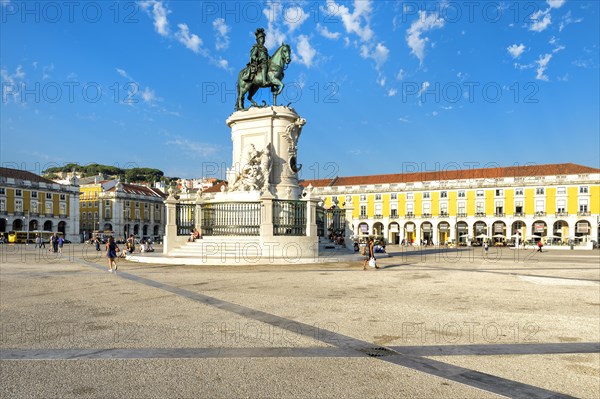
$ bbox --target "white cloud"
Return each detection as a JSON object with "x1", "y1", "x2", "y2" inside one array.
[
  {"x1": 536, "y1": 53, "x2": 552, "y2": 81},
  {"x1": 14, "y1": 65, "x2": 25, "y2": 79},
  {"x1": 175, "y1": 23, "x2": 202, "y2": 54},
  {"x1": 217, "y1": 58, "x2": 229, "y2": 70},
  {"x1": 507, "y1": 43, "x2": 526, "y2": 59},
  {"x1": 372, "y1": 43, "x2": 389, "y2": 70},
  {"x1": 398, "y1": 117, "x2": 409, "y2": 123},
  {"x1": 406, "y1": 11, "x2": 445, "y2": 64},
  {"x1": 559, "y1": 11, "x2": 583, "y2": 32},
  {"x1": 530, "y1": 9, "x2": 552, "y2": 32},
  {"x1": 263, "y1": 2, "x2": 286, "y2": 49},
  {"x1": 387, "y1": 88, "x2": 397, "y2": 97},
  {"x1": 396, "y1": 69, "x2": 405, "y2": 81},
  {"x1": 116, "y1": 68, "x2": 133, "y2": 80},
  {"x1": 296, "y1": 35, "x2": 317, "y2": 68},
  {"x1": 316, "y1": 23, "x2": 341, "y2": 40},
  {"x1": 139, "y1": 0, "x2": 170, "y2": 37},
  {"x1": 284, "y1": 6, "x2": 309, "y2": 33},
  {"x1": 326, "y1": 0, "x2": 374, "y2": 42},
  {"x1": 165, "y1": 138, "x2": 220, "y2": 158},
  {"x1": 42, "y1": 63, "x2": 54, "y2": 80},
  {"x1": 547, "y1": 0, "x2": 565, "y2": 9},
  {"x1": 141, "y1": 87, "x2": 156, "y2": 103},
  {"x1": 212, "y1": 18, "x2": 230, "y2": 50},
  {"x1": 418, "y1": 81, "x2": 430, "y2": 96}
]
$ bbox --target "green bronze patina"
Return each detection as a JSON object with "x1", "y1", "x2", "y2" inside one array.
[{"x1": 236, "y1": 28, "x2": 291, "y2": 111}]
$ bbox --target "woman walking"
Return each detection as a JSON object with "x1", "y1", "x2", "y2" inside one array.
[
  {"x1": 362, "y1": 238, "x2": 379, "y2": 270},
  {"x1": 106, "y1": 237, "x2": 120, "y2": 272}
]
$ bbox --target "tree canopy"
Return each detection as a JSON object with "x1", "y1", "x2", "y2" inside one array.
[{"x1": 43, "y1": 163, "x2": 165, "y2": 183}]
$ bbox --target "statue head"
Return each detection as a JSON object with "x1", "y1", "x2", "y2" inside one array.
[{"x1": 255, "y1": 28, "x2": 265, "y2": 43}]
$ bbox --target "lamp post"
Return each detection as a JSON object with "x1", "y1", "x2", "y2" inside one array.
[{"x1": 24, "y1": 209, "x2": 30, "y2": 245}]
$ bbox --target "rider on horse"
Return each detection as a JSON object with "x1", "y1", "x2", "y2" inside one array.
[{"x1": 245, "y1": 28, "x2": 269, "y2": 84}]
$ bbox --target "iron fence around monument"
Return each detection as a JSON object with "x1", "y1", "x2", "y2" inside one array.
[
  {"x1": 273, "y1": 200, "x2": 306, "y2": 236},
  {"x1": 316, "y1": 207, "x2": 325, "y2": 237},
  {"x1": 201, "y1": 202, "x2": 261, "y2": 236},
  {"x1": 176, "y1": 203, "x2": 195, "y2": 236}
]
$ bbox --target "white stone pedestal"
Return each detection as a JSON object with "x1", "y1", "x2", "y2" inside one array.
[{"x1": 226, "y1": 106, "x2": 305, "y2": 200}]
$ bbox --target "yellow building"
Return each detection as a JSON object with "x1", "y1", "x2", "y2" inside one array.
[
  {"x1": 0, "y1": 167, "x2": 80, "y2": 242},
  {"x1": 79, "y1": 178, "x2": 166, "y2": 241},
  {"x1": 304, "y1": 163, "x2": 600, "y2": 248}
]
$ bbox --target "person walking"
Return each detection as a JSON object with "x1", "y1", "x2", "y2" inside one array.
[
  {"x1": 51, "y1": 233, "x2": 59, "y2": 253},
  {"x1": 484, "y1": 241, "x2": 489, "y2": 253},
  {"x1": 57, "y1": 235, "x2": 64, "y2": 254},
  {"x1": 362, "y1": 238, "x2": 379, "y2": 270},
  {"x1": 106, "y1": 237, "x2": 120, "y2": 272},
  {"x1": 35, "y1": 235, "x2": 42, "y2": 249},
  {"x1": 537, "y1": 240, "x2": 543, "y2": 253}
]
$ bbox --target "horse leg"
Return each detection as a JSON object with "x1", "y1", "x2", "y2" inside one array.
[
  {"x1": 270, "y1": 77, "x2": 284, "y2": 106},
  {"x1": 236, "y1": 82, "x2": 245, "y2": 110},
  {"x1": 247, "y1": 85, "x2": 260, "y2": 107}
]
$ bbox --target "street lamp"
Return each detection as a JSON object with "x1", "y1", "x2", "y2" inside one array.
[{"x1": 24, "y1": 209, "x2": 30, "y2": 245}]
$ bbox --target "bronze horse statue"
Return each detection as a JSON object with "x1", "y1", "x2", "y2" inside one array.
[{"x1": 236, "y1": 43, "x2": 291, "y2": 111}]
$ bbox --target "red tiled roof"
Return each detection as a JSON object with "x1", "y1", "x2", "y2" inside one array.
[
  {"x1": 202, "y1": 181, "x2": 227, "y2": 193},
  {"x1": 0, "y1": 167, "x2": 57, "y2": 185},
  {"x1": 300, "y1": 163, "x2": 600, "y2": 188},
  {"x1": 107, "y1": 182, "x2": 166, "y2": 198}
]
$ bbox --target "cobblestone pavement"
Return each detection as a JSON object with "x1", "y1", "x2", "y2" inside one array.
[{"x1": 1, "y1": 243, "x2": 599, "y2": 398}]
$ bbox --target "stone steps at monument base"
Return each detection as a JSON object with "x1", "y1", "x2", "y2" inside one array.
[{"x1": 169, "y1": 237, "x2": 264, "y2": 257}]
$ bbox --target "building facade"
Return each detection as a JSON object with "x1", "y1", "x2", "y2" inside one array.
[
  {"x1": 304, "y1": 163, "x2": 600, "y2": 247},
  {"x1": 79, "y1": 179, "x2": 166, "y2": 241},
  {"x1": 0, "y1": 167, "x2": 80, "y2": 242}
]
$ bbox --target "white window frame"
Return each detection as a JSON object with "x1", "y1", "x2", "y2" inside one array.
[
  {"x1": 440, "y1": 191, "x2": 447, "y2": 198},
  {"x1": 422, "y1": 203, "x2": 431, "y2": 214},
  {"x1": 457, "y1": 190, "x2": 466, "y2": 198},
  {"x1": 514, "y1": 188, "x2": 524, "y2": 196},
  {"x1": 476, "y1": 190, "x2": 484, "y2": 197},
  {"x1": 535, "y1": 200, "x2": 545, "y2": 212},
  {"x1": 476, "y1": 202, "x2": 484, "y2": 213}
]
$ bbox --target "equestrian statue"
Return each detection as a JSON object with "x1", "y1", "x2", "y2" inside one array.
[{"x1": 236, "y1": 28, "x2": 291, "y2": 111}]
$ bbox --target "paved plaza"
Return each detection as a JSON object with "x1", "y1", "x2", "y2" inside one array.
[{"x1": 1, "y1": 243, "x2": 598, "y2": 398}]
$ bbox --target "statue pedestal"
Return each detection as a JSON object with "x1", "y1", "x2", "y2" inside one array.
[
  {"x1": 226, "y1": 106, "x2": 305, "y2": 200},
  {"x1": 156, "y1": 106, "x2": 320, "y2": 265}
]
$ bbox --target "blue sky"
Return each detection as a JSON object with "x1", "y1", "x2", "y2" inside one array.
[{"x1": 1, "y1": 0, "x2": 599, "y2": 180}]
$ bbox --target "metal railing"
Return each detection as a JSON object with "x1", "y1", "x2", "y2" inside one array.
[
  {"x1": 201, "y1": 202, "x2": 260, "y2": 236},
  {"x1": 176, "y1": 203, "x2": 195, "y2": 236},
  {"x1": 273, "y1": 200, "x2": 306, "y2": 236},
  {"x1": 316, "y1": 207, "x2": 325, "y2": 237}
]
